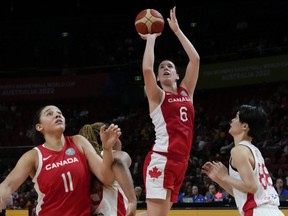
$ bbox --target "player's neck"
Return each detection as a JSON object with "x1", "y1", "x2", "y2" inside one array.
[
  {"x1": 233, "y1": 134, "x2": 252, "y2": 146},
  {"x1": 43, "y1": 135, "x2": 65, "y2": 151},
  {"x1": 162, "y1": 85, "x2": 178, "y2": 94}
]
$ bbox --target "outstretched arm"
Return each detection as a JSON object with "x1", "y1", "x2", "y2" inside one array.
[
  {"x1": 139, "y1": 32, "x2": 163, "y2": 112},
  {"x1": 0, "y1": 150, "x2": 36, "y2": 211},
  {"x1": 168, "y1": 6, "x2": 200, "y2": 98}
]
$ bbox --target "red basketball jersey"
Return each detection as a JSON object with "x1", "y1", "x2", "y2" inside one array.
[
  {"x1": 33, "y1": 136, "x2": 91, "y2": 216},
  {"x1": 150, "y1": 87, "x2": 194, "y2": 157}
]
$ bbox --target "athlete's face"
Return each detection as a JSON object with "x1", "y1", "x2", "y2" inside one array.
[
  {"x1": 36, "y1": 105, "x2": 66, "y2": 134},
  {"x1": 229, "y1": 111, "x2": 247, "y2": 137},
  {"x1": 157, "y1": 60, "x2": 179, "y2": 85}
]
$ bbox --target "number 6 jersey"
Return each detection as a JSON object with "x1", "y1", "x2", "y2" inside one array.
[
  {"x1": 229, "y1": 140, "x2": 280, "y2": 215},
  {"x1": 33, "y1": 136, "x2": 92, "y2": 216},
  {"x1": 150, "y1": 87, "x2": 194, "y2": 157}
]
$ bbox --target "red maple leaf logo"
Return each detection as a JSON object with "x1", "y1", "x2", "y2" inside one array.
[{"x1": 148, "y1": 166, "x2": 162, "y2": 180}]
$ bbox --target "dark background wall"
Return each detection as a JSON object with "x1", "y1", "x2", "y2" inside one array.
[{"x1": 0, "y1": 0, "x2": 287, "y2": 78}]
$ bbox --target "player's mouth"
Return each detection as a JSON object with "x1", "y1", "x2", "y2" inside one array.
[{"x1": 55, "y1": 119, "x2": 63, "y2": 124}]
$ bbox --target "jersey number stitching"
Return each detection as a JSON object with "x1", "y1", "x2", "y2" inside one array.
[
  {"x1": 180, "y1": 106, "x2": 188, "y2": 122},
  {"x1": 61, "y1": 172, "x2": 74, "y2": 192},
  {"x1": 258, "y1": 163, "x2": 272, "y2": 190}
]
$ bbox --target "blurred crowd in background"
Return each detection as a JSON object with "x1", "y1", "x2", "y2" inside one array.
[
  {"x1": 0, "y1": 80, "x2": 287, "y2": 215},
  {"x1": 0, "y1": 1, "x2": 287, "y2": 77},
  {"x1": 0, "y1": 1, "x2": 288, "y2": 215}
]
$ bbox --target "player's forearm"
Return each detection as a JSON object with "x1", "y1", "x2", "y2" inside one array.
[
  {"x1": 174, "y1": 29, "x2": 199, "y2": 62},
  {"x1": 101, "y1": 148, "x2": 115, "y2": 185},
  {"x1": 221, "y1": 175, "x2": 258, "y2": 194},
  {"x1": 142, "y1": 36, "x2": 156, "y2": 72},
  {"x1": 113, "y1": 159, "x2": 137, "y2": 203},
  {"x1": 212, "y1": 179, "x2": 234, "y2": 196},
  {"x1": 0, "y1": 183, "x2": 13, "y2": 207}
]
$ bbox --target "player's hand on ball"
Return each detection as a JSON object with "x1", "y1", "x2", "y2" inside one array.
[{"x1": 138, "y1": 32, "x2": 161, "y2": 40}]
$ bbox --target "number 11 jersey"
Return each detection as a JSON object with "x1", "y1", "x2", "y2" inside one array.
[{"x1": 33, "y1": 136, "x2": 91, "y2": 216}]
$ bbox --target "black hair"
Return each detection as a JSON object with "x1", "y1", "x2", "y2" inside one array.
[
  {"x1": 237, "y1": 104, "x2": 267, "y2": 139},
  {"x1": 29, "y1": 106, "x2": 46, "y2": 145},
  {"x1": 156, "y1": 59, "x2": 177, "y2": 71}
]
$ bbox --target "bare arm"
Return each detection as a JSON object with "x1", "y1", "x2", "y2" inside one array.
[
  {"x1": 0, "y1": 150, "x2": 36, "y2": 209},
  {"x1": 76, "y1": 124, "x2": 121, "y2": 185},
  {"x1": 74, "y1": 134, "x2": 111, "y2": 184},
  {"x1": 168, "y1": 6, "x2": 200, "y2": 98},
  {"x1": 113, "y1": 151, "x2": 136, "y2": 216},
  {"x1": 113, "y1": 139, "x2": 122, "y2": 151},
  {"x1": 140, "y1": 33, "x2": 164, "y2": 112},
  {"x1": 202, "y1": 145, "x2": 258, "y2": 195},
  {"x1": 228, "y1": 146, "x2": 258, "y2": 193},
  {"x1": 202, "y1": 161, "x2": 234, "y2": 196},
  {"x1": 100, "y1": 124, "x2": 121, "y2": 184}
]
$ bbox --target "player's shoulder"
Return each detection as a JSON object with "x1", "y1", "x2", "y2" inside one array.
[
  {"x1": 69, "y1": 134, "x2": 89, "y2": 143},
  {"x1": 70, "y1": 134, "x2": 91, "y2": 152},
  {"x1": 231, "y1": 144, "x2": 252, "y2": 158},
  {"x1": 17, "y1": 149, "x2": 38, "y2": 170},
  {"x1": 23, "y1": 148, "x2": 38, "y2": 158}
]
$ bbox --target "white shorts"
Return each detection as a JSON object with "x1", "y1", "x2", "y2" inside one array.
[
  {"x1": 241, "y1": 205, "x2": 285, "y2": 216},
  {"x1": 143, "y1": 151, "x2": 188, "y2": 202}
]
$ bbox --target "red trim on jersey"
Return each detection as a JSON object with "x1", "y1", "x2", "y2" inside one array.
[
  {"x1": 117, "y1": 190, "x2": 126, "y2": 216},
  {"x1": 243, "y1": 193, "x2": 257, "y2": 215}
]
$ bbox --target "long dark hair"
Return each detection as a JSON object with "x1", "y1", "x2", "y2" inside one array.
[{"x1": 29, "y1": 106, "x2": 46, "y2": 145}]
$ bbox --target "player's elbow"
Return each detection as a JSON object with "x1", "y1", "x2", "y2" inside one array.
[
  {"x1": 106, "y1": 178, "x2": 115, "y2": 186},
  {"x1": 101, "y1": 174, "x2": 115, "y2": 186},
  {"x1": 190, "y1": 54, "x2": 200, "y2": 65},
  {"x1": 247, "y1": 184, "x2": 258, "y2": 194},
  {"x1": 142, "y1": 67, "x2": 153, "y2": 74},
  {"x1": 113, "y1": 157, "x2": 125, "y2": 168}
]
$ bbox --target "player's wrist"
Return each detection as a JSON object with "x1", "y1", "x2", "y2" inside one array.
[{"x1": 102, "y1": 146, "x2": 113, "y2": 151}]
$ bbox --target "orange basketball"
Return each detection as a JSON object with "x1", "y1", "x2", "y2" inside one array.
[{"x1": 135, "y1": 9, "x2": 165, "y2": 34}]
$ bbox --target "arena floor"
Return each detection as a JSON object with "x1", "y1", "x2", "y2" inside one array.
[
  {"x1": 5, "y1": 208, "x2": 288, "y2": 216},
  {"x1": 136, "y1": 208, "x2": 288, "y2": 216}
]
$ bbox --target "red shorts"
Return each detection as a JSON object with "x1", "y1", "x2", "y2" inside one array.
[{"x1": 143, "y1": 151, "x2": 188, "y2": 202}]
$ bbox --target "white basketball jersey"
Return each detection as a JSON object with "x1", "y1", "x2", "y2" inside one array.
[{"x1": 229, "y1": 141, "x2": 280, "y2": 215}]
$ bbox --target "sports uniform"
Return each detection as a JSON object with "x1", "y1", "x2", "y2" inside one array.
[
  {"x1": 143, "y1": 87, "x2": 194, "y2": 202},
  {"x1": 91, "y1": 181, "x2": 127, "y2": 216},
  {"x1": 229, "y1": 141, "x2": 284, "y2": 216},
  {"x1": 90, "y1": 150, "x2": 128, "y2": 216},
  {"x1": 33, "y1": 136, "x2": 91, "y2": 216}
]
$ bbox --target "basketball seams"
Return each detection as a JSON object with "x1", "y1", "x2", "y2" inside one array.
[{"x1": 135, "y1": 9, "x2": 164, "y2": 34}]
